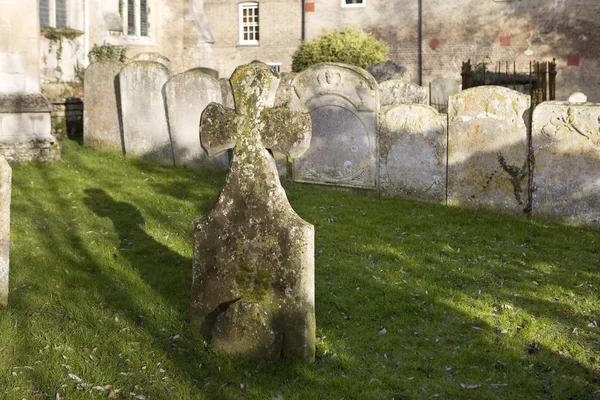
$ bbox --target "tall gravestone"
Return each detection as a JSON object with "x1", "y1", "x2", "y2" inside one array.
[
  {"x1": 0, "y1": 0, "x2": 59, "y2": 162},
  {"x1": 292, "y1": 63, "x2": 379, "y2": 190},
  {"x1": 0, "y1": 156, "x2": 10, "y2": 306},
  {"x1": 84, "y1": 61, "x2": 124, "y2": 152},
  {"x1": 191, "y1": 63, "x2": 315, "y2": 362},
  {"x1": 532, "y1": 101, "x2": 600, "y2": 227},
  {"x1": 379, "y1": 104, "x2": 446, "y2": 202},
  {"x1": 119, "y1": 61, "x2": 173, "y2": 164},
  {"x1": 448, "y1": 86, "x2": 531, "y2": 214},
  {"x1": 164, "y1": 68, "x2": 227, "y2": 168}
]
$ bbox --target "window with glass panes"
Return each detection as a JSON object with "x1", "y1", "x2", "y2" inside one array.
[{"x1": 239, "y1": 3, "x2": 259, "y2": 45}]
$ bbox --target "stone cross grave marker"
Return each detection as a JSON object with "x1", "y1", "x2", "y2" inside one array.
[{"x1": 191, "y1": 62, "x2": 315, "y2": 362}]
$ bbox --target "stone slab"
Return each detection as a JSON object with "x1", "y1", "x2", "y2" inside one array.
[
  {"x1": 84, "y1": 61, "x2": 124, "y2": 152},
  {"x1": 366, "y1": 60, "x2": 410, "y2": 82},
  {"x1": 0, "y1": 155, "x2": 10, "y2": 306},
  {"x1": 119, "y1": 61, "x2": 173, "y2": 164},
  {"x1": 292, "y1": 63, "x2": 379, "y2": 190},
  {"x1": 379, "y1": 104, "x2": 446, "y2": 202},
  {"x1": 430, "y1": 77, "x2": 460, "y2": 114},
  {"x1": 130, "y1": 52, "x2": 171, "y2": 69},
  {"x1": 532, "y1": 101, "x2": 600, "y2": 226},
  {"x1": 379, "y1": 79, "x2": 427, "y2": 111},
  {"x1": 164, "y1": 68, "x2": 227, "y2": 168},
  {"x1": 448, "y1": 86, "x2": 531, "y2": 214}
]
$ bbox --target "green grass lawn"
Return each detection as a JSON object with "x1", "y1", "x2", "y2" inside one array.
[{"x1": 1, "y1": 139, "x2": 599, "y2": 399}]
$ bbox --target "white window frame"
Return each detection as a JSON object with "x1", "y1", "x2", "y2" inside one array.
[
  {"x1": 39, "y1": 0, "x2": 69, "y2": 28},
  {"x1": 120, "y1": 0, "x2": 150, "y2": 38},
  {"x1": 341, "y1": 0, "x2": 366, "y2": 8},
  {"x1": 267, "y1": 63, "x2": 281, "y2": 73},
  {"x1": 239, "y1": 2, "x2": 259, "y2": 46}
]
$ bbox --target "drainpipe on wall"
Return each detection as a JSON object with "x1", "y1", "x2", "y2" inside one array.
[
  {"x1": 301, "y1": 0, "x2": 306, "y2": 41},
  {"x1": 418, "y1": 0, "x2": 422, "y2": 85},
  {"x1": 83, "y1": 0, "x2": 89, "y2": 67}
]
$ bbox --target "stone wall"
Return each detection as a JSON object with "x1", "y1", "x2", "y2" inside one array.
[{"x1": 50, "y1": 98, "x2": 83, "y2": 139}]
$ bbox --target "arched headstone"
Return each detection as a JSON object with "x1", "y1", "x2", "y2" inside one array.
[
  {"x1": 448, "y1": 86, "x2": 531, "y2": 214},
  {"x1": 84, "y1": 61, "x2": 124, "y2": 152},
  {"x1": 532, "y1": 101, "x2": 600, "y2": 227},
  {"x1": 292, "y1": 63, "x2": 379, "y2": 190},
  {"x1": 130, "y1": 52, "x2": 171, "y2": 69},
  {"x1": 164, "y1": 68, "x2": 227, "y2": 168},
  {"x1": 119, "y1": 61, "x2": 172, "y2": 164},
  {"x1": 379, "y1": 104, "x2": 446, "y2": 202}
]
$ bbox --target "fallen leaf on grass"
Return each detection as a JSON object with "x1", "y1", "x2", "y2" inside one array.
[{"x1": 460, "y1": 383, "x2": 480, "y2": 389}]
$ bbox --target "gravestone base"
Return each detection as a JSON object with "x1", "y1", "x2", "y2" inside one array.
[{"x1": 0, "y1": 93, "x2": 60, "y2": 162}]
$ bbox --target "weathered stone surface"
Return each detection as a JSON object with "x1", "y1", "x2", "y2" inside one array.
[
  {"x1": 84, "y1": 61, "x2": 124, "y2": 152},
  {"x1": 0, "y1": 155, "x2": 10, "y2": 306},
  {"x1": 378, "y1": 79, "x2": 427, "y2": 111},
  {"x1": 429, "y1": 77, "x2": 460, "y2": 114},
  {"x1": 532, "y1": 101, "x2": 600, "y2": 226},
  {"x1": 119, "y1": 61, "x2": 172, "y2": 164},
  {"x1": 365, "y1": 60, "x2": 410, "y2": 82},
  {"x1": 164, "y1": 68, "x2": 227, "y2": 168},
  {"x1": 219, "y1": 78, "x2": 235, "y2": 109},
  {"x1": 130, "y1": 52, "x2": 171, "y2": 69},
  {"x1": 379, "y1": 104, "x2": 446, "y2": 202},
  {"x1": 192, "y1": 63, "x2": 315, "y2": 362},
  {"x1": 292, "y1": 63, "x2": 379, "y2": 190},
  {"x1": 448, "y1": 86, "x2": 531, "y2": 214}
]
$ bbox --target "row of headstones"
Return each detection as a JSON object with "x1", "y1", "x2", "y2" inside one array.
[
  {"x1": 286, "y1": 64, "x2": 600, "y2": 227},
  {"x1": 83, "y1": 57, "x2": 428, "y2": 171},
  {"x1": 84, "y1": 55, "x2": 228, "y2": 168}
]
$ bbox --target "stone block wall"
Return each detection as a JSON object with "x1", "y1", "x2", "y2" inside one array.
[{"x1": 50, "y1": 98, "x2": 83, "y2": 139}]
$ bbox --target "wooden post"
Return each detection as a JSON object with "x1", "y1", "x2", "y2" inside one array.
[
  {"x1": 549, "y1": 58, "x2": 557, "y2": 101},
  {"x1": 461, "y1": 59, "x2": 473, "y2": 90}
]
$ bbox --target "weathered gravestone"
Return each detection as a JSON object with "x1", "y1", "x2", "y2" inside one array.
[
  {"x1": 0, "y1": 155, "x2": 10, "y2": 306},
  {"x1": 378, "y1": 79, "x2": 428, "y2": 112},
  {"x1": 191, "y1": 63, "x2": 315, "y2": 361},
  {"x1": 429, "y1": 77, "x2": 460, "y2": 114},
  {"x1": 84, "y1": 61, "x2": 124, "y2": 152},
  {"x1": 532, "y1": 101, "x2": 600, "y2": 227},
  {"x1": 119, "y1": 61, "x2": 173, "y2": 164},
  {"x1": 130, "y1": 52, "x2": 171, "y2": 70},
  {"x1": 448, "y1": 86, "x2": 531, "y2": 214},
  {"x1": 164, "y1": 68, "x2": 227, "y2": 168},
  {"x1": 379, "y1": 104, "x2": 446, "y2": 202},
  {"x1": 292, "y1": 63, "x2": 379, "y2": 190}
]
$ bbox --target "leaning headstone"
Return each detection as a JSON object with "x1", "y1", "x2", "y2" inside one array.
[
  {"x1": 366, "y1": 60, "x2": 411, "y2": 82},
  {"x1": 448, "y1": 86, "x2": 531, "y2": 214},
  {"x1": 164, "y1": 68, "x2": 227, "y2": 168},
  {"x1": 379, "y1": 104, "x2": 446, "y2": 202},
  {"x1": 191, "y1": 63, "x2": 315, "y2": 362},
  {"x1": 378, "y1": 79, "x2": 427, "y2": 111},
  {"x1": 84, "y1": 61, "x2": 124, "y2": 152},
  {"x1": 119, "y1": 61, "x2": 173, "y2": 164},
  {"x1": 532, "y1": 101, "x2": 600, "y2": 227},
  {"x1": 292, "y1": 63, "x2": 379, "y2": 190},
  {"x1": 0, "y1": 156, "x2": 10, "y2": 306},
  {"x1": 130, "y1": 52, "x2": 171, "y2": 69},
  {"x1": 429, "y1": 77, "x2": 460, "y2": 114}
]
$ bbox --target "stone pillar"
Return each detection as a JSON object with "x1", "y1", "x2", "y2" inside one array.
[
  {"x1": 0, "y1": 0, "x2": 60, "y2": 162},
  {"x1": 0, "y1": 156, "x2": 11, "y2": 306}
]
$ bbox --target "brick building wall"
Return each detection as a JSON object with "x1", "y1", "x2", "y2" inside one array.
[
  {"x1": 204, "y1": 0, "x2": 303, "y2": 78},
  {"x1": 304, "y1": 0, "x2": 600, "y2": 101}
]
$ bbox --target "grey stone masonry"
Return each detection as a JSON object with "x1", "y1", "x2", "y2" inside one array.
[
  {"x1": 191, "y1": 63, "x2": 315, "y2": 362},
  {"x1": 0, "y1": 155, "x2": 10, "y2": 306}
]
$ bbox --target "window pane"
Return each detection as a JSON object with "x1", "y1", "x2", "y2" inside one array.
[
  {"x1": 56, "y1": 0, "x2": 67, "y2": 28},
  {"x1": 127, "y1": 0, "x2": 135, "y2": 35},
  {"x1": 140, "y1": 0, "x2": 148, "y2": 36},
  {"x1": 39, "y1": 0, "x2": 49, "y2": 27}
]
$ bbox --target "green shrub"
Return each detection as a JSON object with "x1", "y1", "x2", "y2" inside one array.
[
  {"x1": 88, "y1": 42, "x2": 128, "y2": 64},
  {"x1": 291, "y1": 26, "x2": 389, "y2": 72}
]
